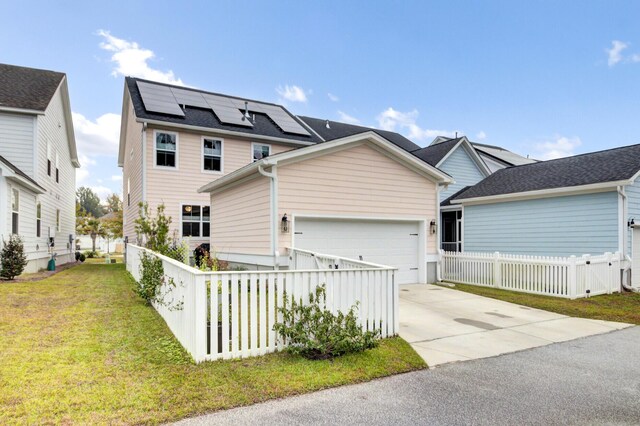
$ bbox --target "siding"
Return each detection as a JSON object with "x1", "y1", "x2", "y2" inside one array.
[
  {"x1": 625, "y1": 180, "x2": 640, "y2": 256},
  {"x1": 439, "y1": 145, "x2": 487, "y2": 201},
  {"x1": 143, "y1": 126, "x2": 291, "y2": 246},
  {"x1": 463, "y1": 191, "x2": 619, "y2": 256},
  {"x1": 122, "y1": 98, "x2": 144, "y2": 240},
  {"x1": 210, "y1": 175, "x2": 271, "y2": 254},
  {"x1": 277, "y1": 143, "x2": 438, "y2": 254},
  {"x1": 0, "y1": 113, "x2": 35, "y2": 176}
]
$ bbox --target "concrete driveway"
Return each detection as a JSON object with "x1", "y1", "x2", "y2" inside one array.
[{"x1": 399, "y1": 284, "x2": 631, "y2": 366}]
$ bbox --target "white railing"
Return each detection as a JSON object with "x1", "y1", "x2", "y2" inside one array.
[
  {"x1": 441, "y1": 250, "x2": 621, "y2": 299},
  {"x1": 288, "y1": 247, "x2": 391, "y2": 270},
  {"x1": 126, "y1": 244, "x2": 398, "y2": 363}
]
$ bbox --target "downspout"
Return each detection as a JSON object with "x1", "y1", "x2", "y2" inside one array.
[
  {"x1": 618, "y1": 185, "x2": 639, "y2": 292},
  {"x1": 258, "y1": 163, "x2": 279, "y2": 269},
  {"x1": 436, "y1": 183, "x2": 442, "y2": 282}
]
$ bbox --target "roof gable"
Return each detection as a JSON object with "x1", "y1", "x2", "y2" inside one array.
[
  {"x1": 0, "y1": 63, "x2": 65, "y2": 112},
  {"x1": 411, "y1": 137, "x2": 491, "y2": 177}
]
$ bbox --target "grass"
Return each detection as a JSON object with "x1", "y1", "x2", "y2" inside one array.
[
  {"x1": 443, "y1": 282, "x2": 640, "y2": 325},
  {"x1": 0, "y1": 263, "x2": 425, "y2": 424}
]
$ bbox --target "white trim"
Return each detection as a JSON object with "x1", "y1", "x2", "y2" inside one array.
[
  {"x1": 618, "y1": 186, "x2": 626, "y2": 256},
  {"x1": 11, "y1": 186, "x2": 19, "y2": 235},
  {"x1": 436, "y1": 137, "x2": 492, "y2": 177},
  {"x1": 0, "y1": 106, "x2": 45, "y2": 115},
  {"x1": 58, "y1": 77, "x2": 80, "y2": 168},
  {"x1": 117, "y1": 85, "x2": 131, "y2": 167},
  {"x1": 137, "y1": 118, "x2": 315, "y2": 147},
  {"x1": 252, "y1": 142, "x2": 272, "y2": 163},
  {"x1": 152, "y1": 129, "x2": 179, "y2": 170},
  {"x1": 0, "y1": 160, "x2": 45, "y2": 194},
  {"x1": 32, "y1": 116, "x2": 38, "y2": 177},
  {"x1": 215, "y1": 251, "x2": 290, "y2": 267},
  {"x1": 179, "y1": 202, "x2": 211, "y2": 240},
  {"x1": 201, "y1": 136, "x2": 224, "y2": 175},
  {"x1": 453, "y1": 180, "x2": 629, "y2": 205},
  {"x1": 142, "y1": 124, "x2": 147, "y2": 201}
]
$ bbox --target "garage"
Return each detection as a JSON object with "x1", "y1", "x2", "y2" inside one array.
[{"x1": 293, "y1": 217, "x2": 424, "y2": 284}]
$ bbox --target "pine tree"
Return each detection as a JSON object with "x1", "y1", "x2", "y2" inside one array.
[{"x1": 1, "y1": 235, "x2": 28, "y2": 280}]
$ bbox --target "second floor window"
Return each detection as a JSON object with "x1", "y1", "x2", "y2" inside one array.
[
  {"x1": 182, "y1": 205, "x2": 210, "y2": 238},
  {"x1": 55, "y1": 151, "x2": 59, "y2": 183},
  {"x1": 47, "y1": 142, "x2": 52, "y2": 176},
  {"x1": 56, "y1": 209, "x2": 60, "y2": 232},
  {"x1": 11, "y1": 189, "x2": 19, "y2": 234},
  {"x1": 36, "y1": 202, "x2": 41, "y2": 237},
  {"x1": 252, "y1": 143, "x2": 271, "y2": 162},
  {"x1": 155, "y1": 132, "x2": 177, "y2": 167},
  {"x1": 203, "y1": 138, "x2": 222, "y2": 172}
]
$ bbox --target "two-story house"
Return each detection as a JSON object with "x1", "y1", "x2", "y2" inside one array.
[{"x1": 0, "y1": 64, "x2": 80, "y2": 272}]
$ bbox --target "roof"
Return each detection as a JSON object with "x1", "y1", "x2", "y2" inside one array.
[
  {"x1": 441, "y1": 186, "x2": 470, "y2": 207},
  {"x1": 472, "y1": 142, "x2": 537, "y2": 166},
  {"x1": 411, "y1": 138, "x2": 462, "y2": 167},
  {"x1": 298, "y1": 116, "x2": 420, "y2": 152},
  {"x1": 0, "y1": 63, "x2": 65, "y2": 112},
  {"x1": 452, "y1": 143, "x2": 640, "y2": 202},
  {"x1": 125, "y1": 77, "x2": 323, "y2": 145},
  {"x1": 199, "y1": 131, "x2": 453, "y2": 194},
  {"x1": 0, "y1": 155, "x2": 46, "y2": 193}
]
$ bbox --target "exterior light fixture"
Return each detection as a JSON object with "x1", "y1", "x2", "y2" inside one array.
[
  {"x1": 629, "y1": 218, "x2": 635, "y2": 228},
  {"x1": 430, "y1": 219, "x2": 437, "y2": 235},
  {"x1": 281, "y1": 213, "x2": 289, "y2": 233}
]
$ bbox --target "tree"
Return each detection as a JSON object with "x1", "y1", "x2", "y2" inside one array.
[
  {"x1": 134, "y1": 202, "x2": 171, "y2": 253},
  {"x1": 76, "y1": 187, "x2": 105, "y2": 218},
  {"x1": 1, "y1": 235, "x2": 28, "y2": 279},
  {"x1": 105, "y1": 193, "x2": 123, "y2": 213},
  {"x1": 101, "y1": 210, "x2": 123, "y2": 254},
  {"x1": 80, "y1": 218, "x2": 104, "y2": 253}
]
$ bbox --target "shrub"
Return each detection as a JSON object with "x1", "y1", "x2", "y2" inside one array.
[
  {"x1": 79, "y1": 254, "x2": 86, "y2": 262},
  {"x1": 84, "y1": 250, "x2": 97, "y2": 259},
  {"x1": 274, "y1": 284, "x2": 379, "y2": 360},
  {"x1": 136, "y1": 251, "x2": 182, "y2": 309},
  {"x1": 1, "y1": 235, "x2": 28, "y2": 280}
]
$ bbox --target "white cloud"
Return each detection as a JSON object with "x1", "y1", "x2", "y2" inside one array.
[
  {"x1": 97, "y1": 29, "x2": 185, "y2": 85},
  {"x1": 76, "y1": 168, "x2": 89, "y2": 184},
  {"x1": 606, "y1": 40, "x2": 629, "y2": 67},
  {"x1": 111, "y1": 175, "x2": 123, "y2": 181},
  {"x1": 90, "y1": 185, "x2": 115, "y2": 203},
  {"x1": 631, "y1": 53, "x2": 640, "y2": 63},
  {"x1": 276, "y1": 85, "x2": 308, "y2": 103},
  {"x1": 328, "y1": 93, "x2": 339, "y2": 102},
  {"x1": 376, "y1": 107, "x2": 458, "y2": 142},
  {"x1": 337, "y1": 110, "x2": 360, "y2": 125},
  {"x1": 534, "y1": 136, "x2": 582, "y2": 160},
  {"x1": 476, "y1": 131, "x2": 487, "y2": 141},
  {"x1": 72, "y1": 112, "x2": 121, "y2": 158}
]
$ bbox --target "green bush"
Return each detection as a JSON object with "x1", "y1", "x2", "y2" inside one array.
[
  {"x1": 79, "y1": 254, "x2": 86, "y2": 262},
  {"x1": 136, "y1": 251, "x2": 182, "y2": 310},
  {"x1": 1, "y1": 235, "x2": 28, "y2": 280},
  {"x1": 84, "y1": 250, "x2": 97, "y2": 259},
  {"x1": 274, "y1": 284, "x2": 379, "y2": 360}
]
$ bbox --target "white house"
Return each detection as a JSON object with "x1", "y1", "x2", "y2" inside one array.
[{"x1": 0, "y1": 63, "x2": 80, "y2": 272}]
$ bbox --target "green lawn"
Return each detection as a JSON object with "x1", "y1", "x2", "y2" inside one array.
[
  {"x1": 0, "y1": 263, "x2": 425, "y2": 424},
  {"x1": 443, "y1": 282, "x2": 640, "y2": 325}
]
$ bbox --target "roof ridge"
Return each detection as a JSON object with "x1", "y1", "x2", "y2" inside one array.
[{"x1": 0, "y1": 62, "x2": 65, "y2": 77}]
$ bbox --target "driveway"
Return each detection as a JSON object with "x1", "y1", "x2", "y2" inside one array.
[
  {"x1": 173, "y1": 327, "x2": 640, "y2": 425},
  {"x1": 399, "y1": 284, "x2": 632, "y2": 366}
]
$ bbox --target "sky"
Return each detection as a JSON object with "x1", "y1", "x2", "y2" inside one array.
[{"x1": 1, "y1": 1, "x2": 639, "y2": 201}]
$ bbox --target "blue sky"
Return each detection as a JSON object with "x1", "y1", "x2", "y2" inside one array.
[{"x1": 1, "y1": 1, "x2": 639, "y2": 201}]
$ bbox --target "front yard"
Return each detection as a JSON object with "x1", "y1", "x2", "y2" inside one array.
[
  {"x1": 445, "y1": 283, "x2": 640, "y2": 325},
  {"x1": 0, "y1": 263, "x2": 425, "y2": 424}
]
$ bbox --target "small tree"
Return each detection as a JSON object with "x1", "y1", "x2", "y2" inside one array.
[
  {"x1": 1, "y1": 235, "x2": 28, "y2": 280},
  {"x1": 134, "y1": 202, "x2": 172, "y2": 254},
  {"x1": 101, "y1": 210, "x2": 123, "y2": 254}
]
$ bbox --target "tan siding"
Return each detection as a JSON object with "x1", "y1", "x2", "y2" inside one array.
[
  {"x1": 277, "y1": 143, "x2": 438, "y2": 254},
  {"x1": 210, "y1": 176, "x2": 271, "y2": 254},
  {"x1": 144, "y1": 126, "x2": 290, "y2": 245},
  {"x1": 121, "y1": 98, "x2": 143, "y2": 240}
]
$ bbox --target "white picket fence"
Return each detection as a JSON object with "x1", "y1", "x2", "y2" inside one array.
[
  {"x1": 441, "y1": 250, "x2": 621, "y2": 299},
  {"x1": 126, "y1": 244, "x2": 398, "y2": 363},
  {"x1": 288, "y1": 247, "x2": 391, "y2": 270}
]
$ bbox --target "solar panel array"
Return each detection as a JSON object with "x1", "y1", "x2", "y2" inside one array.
[{"x1": 136, "y1": 81, "x2": 310, "y2": 135}]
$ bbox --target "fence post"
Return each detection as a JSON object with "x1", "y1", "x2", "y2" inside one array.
[
  {"x1": 493, "y1": 252, "x2": 501, "y2": 288},
  {"x1": 193, "y1": 274, "x2": 208, "y2": 363},
  {"x1": 437, "y1": 249, "x2": 443, "y2": 282},
  {"x1": 568, "y1": 255, "x2": 577, "y2": 299}
]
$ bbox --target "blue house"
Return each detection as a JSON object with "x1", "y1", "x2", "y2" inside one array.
[{"x1": 450, "y1": 144, "x2": 640, "y2": 267}]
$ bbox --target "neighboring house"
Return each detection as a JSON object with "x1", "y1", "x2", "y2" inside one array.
[
  {"x1": 471, "y1": 142, "x2": 537, "y2": 172},
  {"x1": 449, "y1": 144, "x2": 640, "y2": 271},
  {"x1": 0, "y1": 64, "x2": 79, "y2": 272},
  {"x1": 117, "y1": 78, "x2": 450, "y2": 282},
  {"x1": 199, "y1": 132, "x2": 452, "y2": 284}
]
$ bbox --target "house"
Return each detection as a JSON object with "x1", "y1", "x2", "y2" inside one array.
[
  {"x1": 118, "y1": 78, "x2": 452, "y2": 282},
  {"x1": 0, "y1": 64, "x2": 79, "y2": 272},
  {"x1": 449, "y1": 145, "x2": 640, "y2": 273}
]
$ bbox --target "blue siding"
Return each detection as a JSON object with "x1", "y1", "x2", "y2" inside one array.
[
  {"x1": 464, "y1": 191, "x2": 619, "y2": 256},
  {"x1": 439, "y1": 146, "x2": 486, "y2": 202},
  {"x1": 625, "y1": 180, "x2": 640, "y2": 256}
]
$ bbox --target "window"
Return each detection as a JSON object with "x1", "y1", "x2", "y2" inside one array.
[
  {"x1": 155, "y1": 131, "x2": 177, "y2": 167},
  {"x1": 11, "y1": 189, "x2": 19, "y2": 234},
  {"x1": 252, "y1": 143, "x2": 271, "y2": 162},
  {"x1": 36, "y1": 202, "x2": 41, "y2": 237},
  {"x1": 55, "y1": 151, "x2": 59, "y2": 183},
  {"x1": 127, "y1": 178, "x2": 131, "y2": 207},
  {"x1": 203, "y1": 138, "x2": 222, "y2": 172},
  {"x1": 181, "y1": 205, "x2": 210, "y2": 238},
  {"x1": 56, "y1": 209, "x2": 60, "y2": 232},
  {"x1": 46, "y1": 142, "x2": 52, "y2": 176}
]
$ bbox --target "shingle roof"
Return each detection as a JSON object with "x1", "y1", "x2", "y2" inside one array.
[
  {"x1": 126, "y1": 77, "x2": 322, "y2": 145},
  {"x1": 0, "y1": 63, "x2": 65, "y2": 111},
  {"x1": 441, "y1": 186, "x2": 470, "y2": 207},
  {"x1": 410, "y1": 138, "x2": 462, "y2": 167},
  {"x1": 0, "y1": 155, "x2": 46, "y2": 192},
  {"x1": 453, "y1": 143, "x2": 640, "y2": 201},
  {"x1": 472, "y1": 142, "x2": 537, "y2": 166},
  {"x1": 299, "y1": 116, "x2": 420, "y2": 152}
]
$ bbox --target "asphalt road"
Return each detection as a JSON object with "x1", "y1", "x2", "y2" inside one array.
[{"x1": 174, "y1": 327, "x2": 640, "y2": 426}]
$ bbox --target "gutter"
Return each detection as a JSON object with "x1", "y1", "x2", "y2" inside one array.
[{"x1": 258, "y1": 163, "x2": 279, "y2": 269}]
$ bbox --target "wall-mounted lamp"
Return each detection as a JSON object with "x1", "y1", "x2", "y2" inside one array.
[
  {"x1": 430, "y1": 219, "x2": 437, "y2": 235},
  {"x1": 281, "y1": 213, "x2": 289, "y2": 233},
  {"x1": 628, "y1": 218, "x2": 635, "y2": 228}
]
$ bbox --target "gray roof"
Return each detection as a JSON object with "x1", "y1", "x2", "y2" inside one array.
[
  {"x1": 0, "y1": 155, "x2": 46, "y2": 192},
  {"x1": 411, "y1": 138, "x2": 462, "y2": 167},
  {"x1": 299, "y1": 116, "x2": 420, "y2": 152},
  {"x1": 126, "y1": 77, "x2": 322, "y2": 145},
  {"x1": 0, "y1": 63, "x2": 64, "y2": 111},
  {"x1": 472, "y1": 142, "x2": 537, "y2": 166},
  {"x1": 453, "y1": 143, "x2": 640, "y2": 201}
]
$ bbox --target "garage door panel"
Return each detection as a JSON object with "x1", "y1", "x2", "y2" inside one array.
[{"x1": 294, "y1": 218, "x2": 420, "y2": 284}]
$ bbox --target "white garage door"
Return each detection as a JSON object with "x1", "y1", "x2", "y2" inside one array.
[{"x1": 294, "y1": 217, "x2": 421, "y2": 284}]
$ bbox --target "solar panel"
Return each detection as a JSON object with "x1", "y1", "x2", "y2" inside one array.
[
  {"x1": 136, "y1": 81, "x2": 185, "y2": 116},
  {"x1": 202, "y1": 94, "x2": 253, "y2": 127},
  {"x1": 170, "y1": 88, "x2": 209, "y2": 109},
  {"x1": 261, "y1": 105, "x2": 310, "y2": 136}
]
